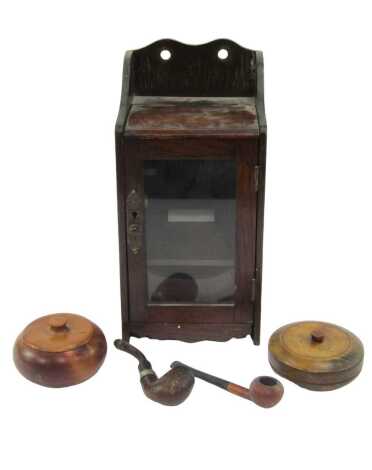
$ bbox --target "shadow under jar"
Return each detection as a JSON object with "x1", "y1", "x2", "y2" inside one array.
[{"x1": 115, "y1": 39, "x2": 266, "y2": 344}]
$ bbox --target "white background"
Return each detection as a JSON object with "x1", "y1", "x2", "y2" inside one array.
[{"x1": 0, "y1": 1, "x2": 371, "y2": 469}]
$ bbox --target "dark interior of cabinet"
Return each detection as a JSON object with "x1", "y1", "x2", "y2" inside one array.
[{"x1": 144, "y1": 159, "x2": 236, "y2": 305}]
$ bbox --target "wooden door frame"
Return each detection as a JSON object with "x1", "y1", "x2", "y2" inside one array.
[{"x1": 120, "y1": 137, "x2": 258, "y2": 341}]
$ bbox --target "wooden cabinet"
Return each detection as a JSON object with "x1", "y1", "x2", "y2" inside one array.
[{"x1": 115, "y1": 40, "x2": 266, "y2": 344}]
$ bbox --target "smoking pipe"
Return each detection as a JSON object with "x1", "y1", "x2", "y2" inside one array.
[
  {"x1": 171, "y1": 361, "x2": 284, "y2": 408},
  {"x1": 114, "y1": 339, "x2": 194, "y2": 406}
]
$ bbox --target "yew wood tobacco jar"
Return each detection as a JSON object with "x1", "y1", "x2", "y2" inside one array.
[
  {"x1": 14, "y1": 313, "x2": 107, "y2": 387},
  {"x1": 269, "y1": 321, "x2": 364, "y2": 391},
  {"x1": 116, "y1": 39, "x2": 266, "y2": 344}
]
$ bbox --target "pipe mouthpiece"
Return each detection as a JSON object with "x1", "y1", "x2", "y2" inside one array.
[{"x1": 114, "y1": 338, "x2": 124, "y2": 350}]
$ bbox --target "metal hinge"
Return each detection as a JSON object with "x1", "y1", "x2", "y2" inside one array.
[
  {"x1": 251, "y1": 278, "x2": 257, "y2": 302},
  {"x1": 254, "y1": 165, "x2": 260, "y2": 192}
]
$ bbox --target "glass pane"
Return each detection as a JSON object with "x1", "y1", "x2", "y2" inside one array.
[{"x1": 144, "y1": 160, "x2": 236, "y2": 304}]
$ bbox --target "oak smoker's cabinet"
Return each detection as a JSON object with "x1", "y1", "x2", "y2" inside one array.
[{"x1": 115, "y1": 40, "x2": 266, "y2": 344}]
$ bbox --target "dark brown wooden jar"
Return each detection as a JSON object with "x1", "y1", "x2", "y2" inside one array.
[{"x1": 14, "y1": 313, "x2": 107, "y2": 387}]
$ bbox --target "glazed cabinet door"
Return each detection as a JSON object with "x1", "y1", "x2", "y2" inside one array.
[{"x1": 124, "y1": 140, "x2": 257, "y2": 329}]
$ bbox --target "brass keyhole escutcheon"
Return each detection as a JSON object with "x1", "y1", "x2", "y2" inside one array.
[{"x1": 127, "y1": 190, "x2": 143, "y2": 255}]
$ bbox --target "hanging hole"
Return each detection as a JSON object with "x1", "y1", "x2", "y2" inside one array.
[
  {"x1": 132, "y1": 211, "x2": 138, "y2": 220},
  {"x1": 218, "y1": 48, "x2": 229, "y2": 60},
  {"x1": 160, "y1": 49, "x2": 171, "y2": 61}
]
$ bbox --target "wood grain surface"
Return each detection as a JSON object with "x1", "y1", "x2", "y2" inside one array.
[
  {"x1": 115, "y1": 40, "x2": 266, "y2": 343},
  {"x1": 14, "y1": 314, "x2": 107, "y2": 387},
  {"x1": 269, "y1": 321, "x2": 364, "y2": 390}
]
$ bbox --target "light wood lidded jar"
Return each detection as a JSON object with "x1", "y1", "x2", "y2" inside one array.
[
  {"x1": 14, "y1": 313, "x2": 107, "y2": 387},
  {"x1": 269, "y1": 321, "x2": 364, "y2": 391}
]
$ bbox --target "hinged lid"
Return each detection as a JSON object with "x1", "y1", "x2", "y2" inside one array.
[
  {"x1": 125, "y1": 96, "x2": 259, "y2": 138},
  {"x1": 22, "y1": 313, "x2": 94, "y2": 353},
  {"x1": 268, "y1": 321, "x2": 364, "y2": 391}
]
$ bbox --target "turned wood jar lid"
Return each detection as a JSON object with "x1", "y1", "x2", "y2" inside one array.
[
  {"x1": 268, "y1": 321, "x2": 364, "y2": 391},
  {"x1": 14, "y1": 313, "x2": 107, "y2": 387},
  {"x1": 23, "y1": 314, "x2": 94, "y2": 352}
]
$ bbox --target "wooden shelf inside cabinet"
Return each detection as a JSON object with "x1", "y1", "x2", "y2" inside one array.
[{"x1": 115, "y1": 39, "x2": 266, "y2": 344}]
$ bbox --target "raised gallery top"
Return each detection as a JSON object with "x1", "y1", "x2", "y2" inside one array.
[{"x1": 125, "y1": 96, "x2": 259, "y2": 138}]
